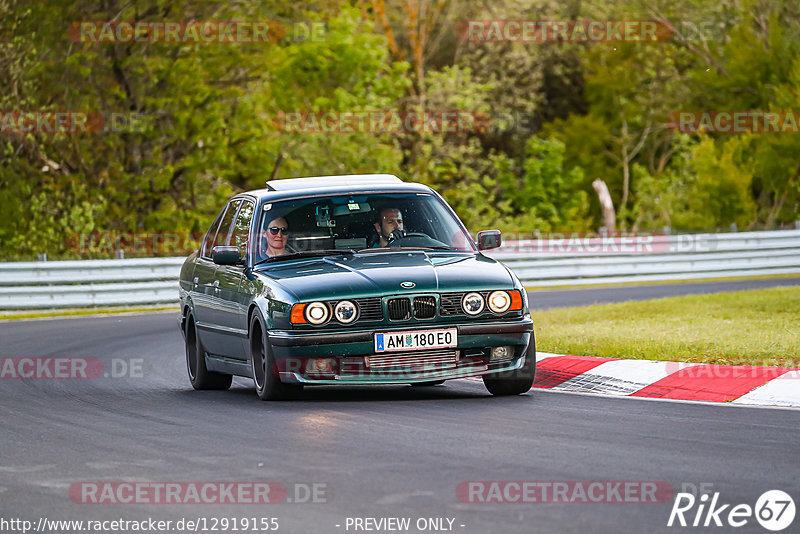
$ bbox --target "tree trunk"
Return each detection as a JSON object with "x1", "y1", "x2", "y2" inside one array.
[{"x1": 592, "y1": 179, "x2": 616, "y2": 233}]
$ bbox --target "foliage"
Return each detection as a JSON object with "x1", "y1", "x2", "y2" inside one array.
[
  {"x1": 495, "y1": 136, "x2": 590, "y2": 232},
  {"x1": 1, "y1": 0, "x2": 800, "y2": 259}
]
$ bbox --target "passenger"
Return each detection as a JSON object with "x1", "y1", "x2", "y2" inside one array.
[{"x1": 260, "y1": 216, "x2": 289, "y2": 258}]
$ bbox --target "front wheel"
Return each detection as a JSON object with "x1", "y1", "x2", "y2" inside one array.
[
  {"x1": 249, "y1": 312, "x2": 302, "y2": 401},
  {"x1": 483, "y1": 334, "x2": 536, "y2": 396},
  {"x1": 185, "y1": 314, "x2": 232, "y2": 390}
]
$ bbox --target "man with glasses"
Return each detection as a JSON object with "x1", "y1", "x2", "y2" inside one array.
[{"x1": 259, "y1": 216, "x2": 290, "y2": 259}]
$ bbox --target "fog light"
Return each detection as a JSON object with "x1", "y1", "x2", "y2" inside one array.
[
  {"x1": 490, "y1": 346, "x2": 513, "y2": 361},
  {"x1": 305, "y1": 358, "x2": 336, "y2": 377}
]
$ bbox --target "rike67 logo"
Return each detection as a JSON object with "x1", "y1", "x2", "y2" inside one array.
[{"x1": 668, "y1": 489, "x2": 795, "y2": 531}]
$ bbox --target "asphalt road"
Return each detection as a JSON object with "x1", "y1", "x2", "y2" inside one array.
[
  {"x1": 527, "y1": 276, "x2": 800, "y2": 309},
  {"x1": 1, "y1": 281, "x2": 798, "y2": 534}
]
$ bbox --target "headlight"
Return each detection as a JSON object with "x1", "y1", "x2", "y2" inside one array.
[
  {"x1": 488, "y1": 291, "x2": 511, "y2": 313},
  {"x1": 304, "y1": 302, "x2": 330, "y2": 325},
  {"x1": 462, "y1": 292, "x2": 485, "y2": 315},
  {"x1": 334, "y1": 300, "x2": 357, "y2": 323}
]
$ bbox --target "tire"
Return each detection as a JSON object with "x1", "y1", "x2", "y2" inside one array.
[
  {"x1": 249, "y1": 311, "x2": 302, "y2": 401},
  {"x1": 185, "y1": 314, "x2": 232, "y2": 390},
  {"x1": 410, "y1": 380, "x2": 446, "y2": 387},
  {"x1": 483, "y1": 333, "x2": 536, "y2": 396}
]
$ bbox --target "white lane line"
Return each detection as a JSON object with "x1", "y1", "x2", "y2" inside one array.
[
  {"x1": 552, "y1": 359, "x2": 702, "y2": 396},
  {"x1": 731, "y1": 370, "x2": 800, "y2": 407}
]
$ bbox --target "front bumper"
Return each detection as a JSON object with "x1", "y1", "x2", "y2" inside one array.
[{"x1": 269, "y1": 320, "x2": 533, "y2": 384}]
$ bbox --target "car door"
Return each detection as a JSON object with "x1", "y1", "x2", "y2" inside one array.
[
  {"x1": 194, "y1": 199, "x2": 241, "y2": 356},
  {"x1": 213, "y1": 198, "x2": 255, "y2": 360},
  {"x1": 191, "y1": 205, "x2": 226, "y2": 336}
]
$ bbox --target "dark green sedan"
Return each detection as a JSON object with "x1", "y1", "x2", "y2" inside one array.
[{"x1": 178, "y1": 174, "x2": 535, "y2": 400}]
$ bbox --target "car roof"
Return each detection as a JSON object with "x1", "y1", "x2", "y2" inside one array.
[
  {"x1": 239, "y1": 174, "x2": 435, "y2": 202},
  {"x1": 266, "y1": 174, "x2": 403, "y2": 190}
]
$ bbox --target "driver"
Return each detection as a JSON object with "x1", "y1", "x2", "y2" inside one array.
[{"x1": 372, "y1": 207, "x2": 404, "y2": 247}]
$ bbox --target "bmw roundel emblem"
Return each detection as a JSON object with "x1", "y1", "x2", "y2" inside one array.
[{"x1": 400, "y1": 281, "x2": 416, "y2": 289}]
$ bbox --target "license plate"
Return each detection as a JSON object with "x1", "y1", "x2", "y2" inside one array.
[{"x1": 374, "y1": 328, "x2": 457, "y2": 353}]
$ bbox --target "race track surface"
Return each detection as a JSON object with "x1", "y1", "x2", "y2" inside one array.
[
  {"x1": 1, "y1": 280, "x2": 798, "y2": 534},
  {"x1": 528, "y1": 276, "x2": 800, "y2": 309}
]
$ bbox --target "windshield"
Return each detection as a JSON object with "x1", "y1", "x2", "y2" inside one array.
[{"x1": 253, "y1": 192, "x2": 475, "y2": 263}]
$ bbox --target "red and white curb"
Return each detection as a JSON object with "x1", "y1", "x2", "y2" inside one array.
[{"x1": 532, "y1": 352, "x2": 800, "y2": 408}]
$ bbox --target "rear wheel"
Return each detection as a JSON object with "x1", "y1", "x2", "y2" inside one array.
[
  {"x1": 249, "y1": 312, "x2": 302, "y2": 401},
  {"x1": 185, "y1": 314, "x2": 232, "y2": 390},
  {"x1": 483, "y1": 334, "x2": 536, "y2": 396}
]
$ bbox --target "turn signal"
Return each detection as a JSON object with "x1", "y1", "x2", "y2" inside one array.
[{"x1": 290, "y1": 303, "x2": 307, "y2": 324}]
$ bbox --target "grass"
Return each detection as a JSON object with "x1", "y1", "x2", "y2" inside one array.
[
  {"x1": 534, "y1": 286, "x2": 800, "y2": 367},
  {"x1": 0, "y1": 305, "x2": 178, "y2": 321}
]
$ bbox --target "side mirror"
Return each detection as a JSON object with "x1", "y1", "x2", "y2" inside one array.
[
  {"x1": 476, "y1": 230, "x2": 502, "y2": 251},
  {"x1": 212, "y1": 246, "x2": 243, "y2": 266}
]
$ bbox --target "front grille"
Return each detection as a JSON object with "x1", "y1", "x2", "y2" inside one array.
[
  {"x1": 387, "y1": 297, "x2": 412, "y2": 321},
  {"x1": 439, "y1": 292, "x2": 466, "y2": 316},
  {"x1": 413, "y1": 296, "x2": 437, "y2": 319},
  {"x1": 365, "y1": 349, "x2": 460, "y2": 370},
  {"x1": 355, "y1": 297, "x2": 382, "y2": 321}
]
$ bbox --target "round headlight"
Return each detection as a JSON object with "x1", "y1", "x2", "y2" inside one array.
[
  {"x1": 462, "y1": 292, "x2": 485, "y2": 315},
  {"x1": 488, "y1": 291, "x2": 512, "y2": 313},
  {"x1": 304, "y1": 302, "x2": 330, "y2": 325},
  {"x1": 334, "y1": 300, "x2": 357, "y2": 324}
]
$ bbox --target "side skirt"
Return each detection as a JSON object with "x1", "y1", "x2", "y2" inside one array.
[{"x1": 206, "y1": 353, "x2": 253, "y2": 378}]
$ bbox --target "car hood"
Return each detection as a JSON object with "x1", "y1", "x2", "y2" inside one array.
[{"x1": 254, "y1": 251, "x2": 515, "y2": 301}]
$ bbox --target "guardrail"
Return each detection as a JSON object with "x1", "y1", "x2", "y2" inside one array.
[
  {"x1": 0, "y1": 229, "x2": 799, "y2": 309},
  {"x1": 485, "y1": 229, "x2": 800, "y2": 286},
  {"x1": 0, "y1": 258, "x2": 184, "y2": 309}
]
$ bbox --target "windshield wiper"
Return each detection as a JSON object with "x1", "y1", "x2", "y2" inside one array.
[
  {"x1": 253, "y1": 249, "x2": 356, "y2": 266},
  {"x1": 357, "y1": 245, "x2": 461, "y2": 252}
]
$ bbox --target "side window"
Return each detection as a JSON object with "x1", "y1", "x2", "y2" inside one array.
[
  {"x1": 201, "y1": 207, "x2": 227, "y2": 259},
  {"x1": 230, "y1": 200, "x2": 254, "y2": 260},
  {"x1": 212, "y1": 199, "x2": 242, "y2": 250}
]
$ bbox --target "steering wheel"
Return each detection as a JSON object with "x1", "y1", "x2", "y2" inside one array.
[
  {"x1": 386, "y1": 230, "x2": 444, "y2": 248},
  {"x1": 385, "y1": 229, "x2": 407, "y2": 245}
]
